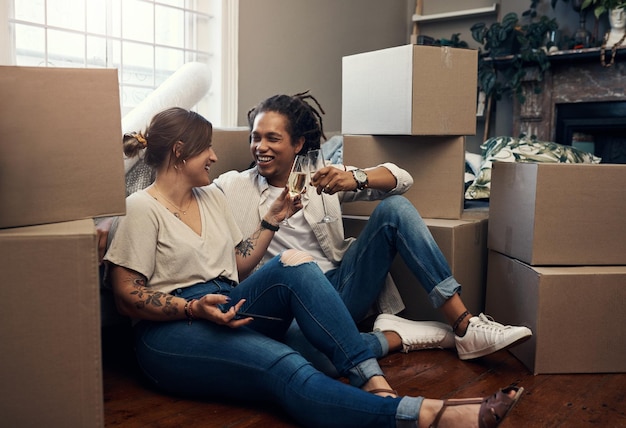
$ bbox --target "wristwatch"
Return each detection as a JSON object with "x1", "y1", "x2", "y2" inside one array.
[{"x1": 351, "y1": 169, "x2": 369, "y2": 190}]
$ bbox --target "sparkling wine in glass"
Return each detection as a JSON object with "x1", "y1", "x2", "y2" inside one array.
[
  {"x1": 307, "y1": 149, "x2": 337, "y2": 224},
  {"x1": 281, "y1": 155, "x2": 308, "y2": 229}
]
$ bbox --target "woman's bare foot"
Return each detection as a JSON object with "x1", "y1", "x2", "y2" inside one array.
[
  {"x1": 361, "y1": 375, "x2": 398, "y2": 398},
  {"x1": 418, "y1": 386, "x2": 523, "y2": 428}
]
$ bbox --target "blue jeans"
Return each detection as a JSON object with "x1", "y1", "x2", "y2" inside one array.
[
  {"x1": 132, "y1": 255, "x2": 423, "y2": 427},
  {"x1": 286, "y1": 195, "x2": 461, "y2": 374}
]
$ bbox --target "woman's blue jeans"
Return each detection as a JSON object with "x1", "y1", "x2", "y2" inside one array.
[
  {"x1": 132, "y1": 255, "x2": 422, "y2": 427},
  {"x1": 285, "y1": 195, "x2": 462, "y2": 374}
]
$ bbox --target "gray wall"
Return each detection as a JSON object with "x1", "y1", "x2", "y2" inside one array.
[
  {"x1": 237, "y1": 1, "x2": 608, "y2": 153},
  {"x1": 238, "y1": 0, "x2": 413, "y2": 132}
]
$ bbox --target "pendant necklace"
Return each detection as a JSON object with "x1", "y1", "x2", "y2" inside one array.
[
  {"x1": 153, "y1": 184, "x2": 193, "y2": 218},
  {"x1": 600, "y1": 31, "x2": 626, "y2": 68}
]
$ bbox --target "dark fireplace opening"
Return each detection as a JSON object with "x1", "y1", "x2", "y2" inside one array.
[{"x1": 555, "y1": 101, "x2": 626, "y2": 164}]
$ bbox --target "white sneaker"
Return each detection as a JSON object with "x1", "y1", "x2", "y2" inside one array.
[
  {"x1": 373, "y1": 313, "x2": 456, "y2": 353},
  {"x1": 455, "y1": 313, "x2": 532, "y2": 360}
]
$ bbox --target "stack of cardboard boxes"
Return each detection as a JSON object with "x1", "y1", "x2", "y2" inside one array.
[
  {"x1": 340, "y1": 44, "x2": 489, "y2": 323},
  {"x1": 485, "y1": 162, "x2": 626, "y2": 374},
  {"x1": 0, "y1": 66, "x2": 126, "y2": 426}
]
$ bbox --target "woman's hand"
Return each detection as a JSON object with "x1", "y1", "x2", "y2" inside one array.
[{"x1": 193, "y1": 294, "x2": 254, "y2": 328}]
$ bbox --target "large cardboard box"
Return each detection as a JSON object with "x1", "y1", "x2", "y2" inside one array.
[
  {"x1": 342, "y1": 44, "x2": 477, "y2": 135},
  {"x1": 0, "y1": 219, "x2": 104, "y2": 426},
  {"x1": 342, "y1": 135, "x2": 465, "y2": 219},
  {"x1": 0, "y1": 66, "x2": 126, "y2": 229},
  {"x1": 488, "y1": 162, "x2": 626, "y2": 265},
  {"x1": 212, "y1": 127, "x2": 254, "y2": 177},
  {"x1": 343, "y1": 211, "x2": 488, "y2": 323},
  {"x1": 485, "y1": 250, "x2": 626, "y2": 374}
]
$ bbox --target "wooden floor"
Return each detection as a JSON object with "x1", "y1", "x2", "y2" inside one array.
[{"x1": 102, "y1": 324, "x2": 626, "y2": 427}]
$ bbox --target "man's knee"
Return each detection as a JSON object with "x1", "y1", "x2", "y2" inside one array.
[{"x1": 280, "y1": 249, "x2": 314, "y2": 266}]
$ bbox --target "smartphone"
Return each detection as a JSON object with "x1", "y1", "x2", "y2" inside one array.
[{"x1": 235, "y1": 311, "x2": 283, "y2": 321}]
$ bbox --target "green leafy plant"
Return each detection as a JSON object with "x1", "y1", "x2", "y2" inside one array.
[
  {"x1": 471, "y1": 1, "x2": 558, "y2": 103},
  {"x1": 593, "y1": 0, "x2": 626, "y2": 17},
  {"x1": 551, "y1": 0, "x2": 625, "y2": 18}
]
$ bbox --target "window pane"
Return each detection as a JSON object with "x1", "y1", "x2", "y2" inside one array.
[
  {"x1": 86, "y1": 36, "x2": 107, "y2": 68},
  {"x1": 155, "y1": 5, "x2": 184, "y2": 48},
  {"x1": 121, "y1": 0, "x2": 154, "y2": 43},
  {"x1": 86, "y1": 0, "x2": 108, "y2": 35},
  {"x1": 110, "y1": 0, "x2": 122, "y2": 38},
  {"x1": 109, "y1": 38, "x2": 122, "y2": 69},
  {"x1": 14, "y1": 24, "x2": 46, "y2": 66},
  {"x1": 158, "y1": 0, "x2": 186, "y2": 7},
  {"x1": 48, "y1": 29, "x2": 85, "y2": 67},
  {"x1": 121, "y1": 85, "x2": 154, "y2": 111},
  {"x1": 14, "y1": 0, "x2": 45, "y2": 24},
  {"x1": 155, "y1": 46, "x2": 184, "y2": 86},
  {"x1": 122, "y1": 41, "x2": 154, "y2": 86},
  {"x1": 47, "y1": 0, "x2": 85, "y2": 32}
]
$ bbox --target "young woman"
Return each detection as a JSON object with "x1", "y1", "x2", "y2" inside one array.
[{"x1": 104, "y1": 107, "x2": 523, "y2": 428}]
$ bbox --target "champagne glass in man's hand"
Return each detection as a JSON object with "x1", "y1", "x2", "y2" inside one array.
[
  {"x1": 281, "y1": 154, "x2": 308, "y2": 229},
  {"x1": 307, "y1": 149, "x2": 337, "y2": 224}
]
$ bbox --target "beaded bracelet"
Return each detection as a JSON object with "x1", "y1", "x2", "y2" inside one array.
[{"x1": 184, "y1": 299, "x2": 197, "y2": 325}]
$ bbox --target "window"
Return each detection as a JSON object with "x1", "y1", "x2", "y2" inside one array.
[{"x1": 5, "y1": 0, "x2": 237, "y2": 126}]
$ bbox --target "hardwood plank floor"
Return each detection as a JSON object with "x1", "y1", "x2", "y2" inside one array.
[{"x1": 102, "y1": 325, "x2": 626, "y2": 427}]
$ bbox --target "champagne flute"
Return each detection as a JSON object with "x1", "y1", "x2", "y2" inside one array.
[
  {"x1": 307, "y1": 149, "x2": 337, "y2": 224},
  {"x1": 281, "y1": 154, "x2": 308, "y2": 229}
]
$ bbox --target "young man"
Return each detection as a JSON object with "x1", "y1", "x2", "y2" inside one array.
[{"x1": 214, "y1": 92, "x2": 532, "y2": 372}]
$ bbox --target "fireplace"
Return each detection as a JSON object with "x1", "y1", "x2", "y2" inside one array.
[
  {"x1": 512, "y1": 47, "x2": 626, "y2": 164},
  {"x1": 555, "y1": 100, "x2": 626, "y2": 163}
]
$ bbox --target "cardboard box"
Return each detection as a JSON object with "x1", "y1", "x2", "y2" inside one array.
[
  {"x1": 341, "y1": 135, "x2": 465, "y2": 219},
  {"x1": 0, "y1": 66, "x2": 126, "y2": 229},
  {"x1": 488, "y1": 162, "x2": 626, "y2": 265},
  {"x1": 343, "y1": 211, "x2": 488, "y2": 323},
  {"x1": 211, "y1": 127, "x2": 254, "y2": 177},
  {"x1": 342, "y1": 44, "x2": 477, "y2": 135},
  {"x1": 485, "y1": 250, "x2": 626, "y2": 374},
  {"x1": 0, "y1": 219, "x2": 104, "y2": 426}
]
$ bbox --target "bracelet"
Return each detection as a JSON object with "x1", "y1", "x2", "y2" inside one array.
[
  {"x1": 261, "y1": 218, "x2": 279, "y2": 232},
  {"x1": 452, "y1": 310, "x2": 470, "y2": 334},
  {"x1": 184, "y1": 299, "x2": 197, "y2": 325}
]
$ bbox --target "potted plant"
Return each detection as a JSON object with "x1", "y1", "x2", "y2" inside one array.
[{"x1": 471, "y1": 1, "x2": 558, "y2": 103}]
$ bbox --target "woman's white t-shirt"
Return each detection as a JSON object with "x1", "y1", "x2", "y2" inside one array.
[{"x1": 104, "y1": 185, "x2": 243, "y2": 295}]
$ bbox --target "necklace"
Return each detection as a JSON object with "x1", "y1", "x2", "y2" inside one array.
[
  {"x1": 600, "y1": 31, "x2": 626, "y2": 68},
  {"x1": 153, "y1": 183, "x2": 193, "y2": 218}
]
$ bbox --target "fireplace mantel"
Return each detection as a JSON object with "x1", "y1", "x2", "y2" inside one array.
[{"x1": 512, "y1": 46, "x2": 626, "y2": 143}]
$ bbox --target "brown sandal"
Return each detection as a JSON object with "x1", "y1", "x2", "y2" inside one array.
[
  {"x1": 430, "y1": 385, "x2": 524, "y2": 428},
  {"x1": 368, "y1": 388, "x2": 398, "y2": 397}
]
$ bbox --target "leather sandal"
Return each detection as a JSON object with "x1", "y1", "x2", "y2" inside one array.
[
  {"x1": 429, "y1": 385, "x2": 524, "y2": 428},
  {"x1": 368, "y1": 388, "x2": 398, "y2": 397}
]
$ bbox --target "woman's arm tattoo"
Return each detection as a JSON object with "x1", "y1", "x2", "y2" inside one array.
[{"x1": 126, "y1": 276, "x2": 179, "y2": 316}]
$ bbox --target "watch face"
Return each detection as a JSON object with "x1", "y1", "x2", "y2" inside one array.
[{"x1": 355, "y1": 169, "x2": 367, "y2": 182}]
